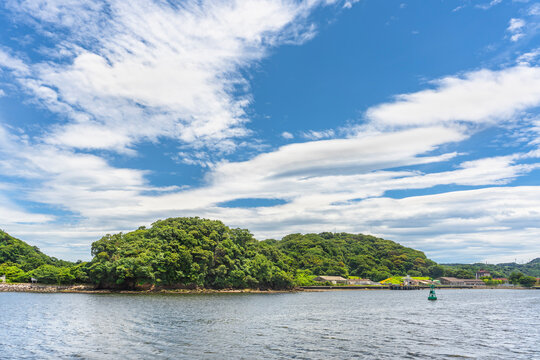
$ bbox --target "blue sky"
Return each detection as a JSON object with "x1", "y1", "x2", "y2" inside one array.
[{"x1": 1, "y1": 0, "x2": 540, "y2": 263}]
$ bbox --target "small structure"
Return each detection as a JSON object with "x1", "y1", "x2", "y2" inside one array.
[
  {"x1": 476, "y1": 270, "x2": 491, "y2": 279},
  {"x1": 0, "y1": 274, "x2": 5, "y2": 283},
  {"x1": 464, "y1": 279, "x2": 485, "y2": 286},
  {"x1": 438, "y1": 277, "x2": 485, "y2": 286},
  {"x1": 402, "y1": 275, "x2": 419, "y2": 286},
  {"x1": 313, "y1": 276, "x2": 347, "y2": 284},
  {"x1": 31, "y1": 277, "x2": 38, "y2": 284},
  {"x1": 347, "y1": 278, "x2": 378, "y2": 285}
]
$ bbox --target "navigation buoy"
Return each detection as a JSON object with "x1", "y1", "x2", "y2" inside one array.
[{"x1": 428, "y1": 283, "x2": 437, "y2": 301}]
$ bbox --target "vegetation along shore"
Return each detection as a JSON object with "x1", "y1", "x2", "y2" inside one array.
[{"x1": 1, "y1": 217, "x2": 539, "y2": 291}]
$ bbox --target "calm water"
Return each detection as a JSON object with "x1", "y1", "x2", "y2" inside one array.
[{"x1": 0, "y1": 289, "x2": 539, "y2": 359}]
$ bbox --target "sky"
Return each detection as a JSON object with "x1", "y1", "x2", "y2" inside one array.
[{"x1": 1, "y1": 0, "x2": 540, "y2": 263}]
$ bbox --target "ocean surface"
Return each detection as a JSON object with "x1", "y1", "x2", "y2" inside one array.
[{"x1": 0, "y1": 289, "x2": 538, "y2": 359}]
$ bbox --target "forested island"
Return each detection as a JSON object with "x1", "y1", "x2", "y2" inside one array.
[{"x1": 1, "y1": 217, "x2": 539, "y2": 290}]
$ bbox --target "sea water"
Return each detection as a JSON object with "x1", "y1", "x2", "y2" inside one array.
[{"x1": 0, "y1": 289, "x2": 538, "y2": 359}]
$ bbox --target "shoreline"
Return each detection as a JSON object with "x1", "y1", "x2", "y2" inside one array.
[
  {"x1": 1, "y1": 283, "x2": 536, "y2": 294},
  {"x1": 0, "y1": 283, "x2": 297, "y2": 294}
]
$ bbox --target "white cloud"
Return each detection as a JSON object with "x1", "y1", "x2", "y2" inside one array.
[
  {"x1": 366, "y1": 66, "x2": 540, "y2": 128},
  {"x1": 476, "y1": 0, "x2": 502, "y2": 10},
  {"x1": 2, "y1": 0, "x2": 330, "y2": 153},
  {"x1": 0, "y1": 48, "x2": 30, "y2": 75},
  {"x1": 507, "y1": 18, "x2": 526, "y2": 41},
  {"x1": 516, "y1": 48, "x2": 540, "y2": 65},
  {"x1": 5, "y1": 115, "x2": 539, "y2": 262},
  {"x1": 343, "y1": 0, "x2": 360, "y2": 9},
  {"x1": 528, "y1": 3, "x2": 540, "y2": 16},
  {"x1": 281, "y1": 131, "x2": 294, "y2": 139},
  {"x1": 301, "y1": 129, "x2": 336, "y2": 140}
]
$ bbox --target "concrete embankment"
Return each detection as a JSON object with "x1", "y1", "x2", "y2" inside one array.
[
  {"x1": 0, "y1": 283, "x2": 96, "y2": 293},
  {"x1": 0, "y1": 283, "x2": 296, "y2": 294}
]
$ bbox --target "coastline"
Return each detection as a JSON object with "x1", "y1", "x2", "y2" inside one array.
[
  {"x1": 1, "y1": 283, "x2": 536, "y2": 294},
  {"x1": 0, "y1": 283, "x2": 297, "y2": 294}
]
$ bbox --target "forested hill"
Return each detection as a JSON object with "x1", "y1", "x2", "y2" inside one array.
[
  {"x1": 262, "y1": 232, "x2": 437, "y2": 281},
  {"x1": 0, "y1": 229, "x2": 86, "y2": 284},
  {"x1": 1, "y1": 217, "x2": 438, "y2": 288},
  {"x1": 0, "y1": 230, "x2": 71, "y2": 270}
]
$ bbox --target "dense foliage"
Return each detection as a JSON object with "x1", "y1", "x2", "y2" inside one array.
[
  {"x1": 87, "y1": 217, "x2": 294, "y2": 289},
  {"x1": 264, "y1": 232, "x2": 437, "y2": 282}
]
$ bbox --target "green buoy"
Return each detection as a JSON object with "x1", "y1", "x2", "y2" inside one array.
[{"x1": 428, "y1": 283, "x2": 437, "y2": 301}]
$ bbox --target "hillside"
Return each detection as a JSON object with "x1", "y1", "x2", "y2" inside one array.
[
  {"x1": 0, "y1": 230, "x2": 86, "y2": 284},
  {"x1": 1, "y1": 217, "x2": 438, "y2": 288},
  {"x1": 262, "y1": 232, "x2": 437, "y2": 281},
  {"x1": 0, "y1": 230, "x2": 71, "y2": 270}
]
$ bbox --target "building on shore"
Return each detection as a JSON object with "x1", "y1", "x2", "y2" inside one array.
[
  {"x1": 438, "y1": 277, "x2": 486, "y2": 286},
  {"x1": 475, "y1": 270, "x2": 491, "y2": 279},
  {"x1": 346, "y1": 278, "x2": 377, "y2": 285},
  {"x1": 313, "y1": 276, "x2": 347, "y2": 284}
]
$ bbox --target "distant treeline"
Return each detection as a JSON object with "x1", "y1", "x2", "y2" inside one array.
[
  {"x1": 1, "y1": 218, "x2": 538, "y2": 289},
  {"x1": 442, "y1": 259, "x2": 540, "y2": 278}
]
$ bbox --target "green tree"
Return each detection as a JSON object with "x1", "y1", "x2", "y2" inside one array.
[
  {"x1": 519, "y1": 275, "x2": 536, "y2": 287},
  {"x1": 509, "y1": 271, "x2": 524, "y2": 285},
  {"x1": 428, "y1": 265, "x2": 445, "y2": 279}
]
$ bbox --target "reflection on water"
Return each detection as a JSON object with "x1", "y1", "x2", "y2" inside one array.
[{"x1": 1, "y1": 290, "x2": 539, "y2": 359}]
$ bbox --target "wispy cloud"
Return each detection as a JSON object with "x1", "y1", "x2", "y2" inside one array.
[
  {"x1": 528, "y1": 3, "x2": 540, "y2": 16},
  {"x1": 476, "y1": 0, "x2": 502, "y2": 10},
  {"x1": 516, "y1": 48, "x2": 540, "y2": 65},
  {"x1": 2, "y1": 0, "x2": 331, "y2": 153},
  {"x1": 301, "y1": 129, "x2": 335, "y2": 140},
  {"x1": 365, "y1": 66, "x2": 540, "y2": 128},
  {"x1": 507, "y1": 18, "x2": 526, "y2": 41},
  {"x1": 281, "y1": 131, "x2": 294, "y2": 139}
]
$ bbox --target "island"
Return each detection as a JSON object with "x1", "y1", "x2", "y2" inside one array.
[{"x1": 1, "y1": 217, "x2": 539, "y2": 291}]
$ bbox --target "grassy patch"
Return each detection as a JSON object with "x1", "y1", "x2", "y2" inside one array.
[{"x1": 380, "y1": 276, "x2": 430, "y2": 284}]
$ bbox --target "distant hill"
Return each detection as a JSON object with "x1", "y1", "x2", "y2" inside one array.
[
  {"x1": 442, "y1": 258, "x2": 540, "y2": 278},
  {"x1": 0, "y1": 230, "x2": 72, "y2": 271},
  {"x1": 0, "y1": 230, "x2": 83, "y2": 284}
]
